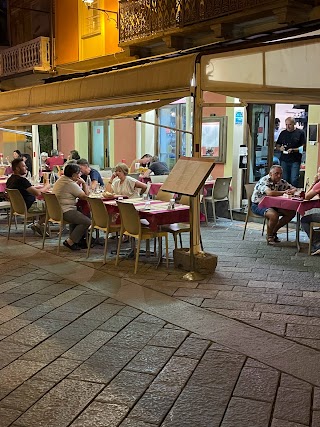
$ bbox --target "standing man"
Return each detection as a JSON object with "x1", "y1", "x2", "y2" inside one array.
[
  {"x1": 276, "y1": 117, "x2": 306, "y2": 187},
  {"x1": 251, "y1": 165, "x2": 296, "y2": 245},
  {"x1": 6, "y1": 158, "x2": 50, "y2": 236},
  {"x1": 77, "y1": 159, "x2": 104, "y2": 191}
]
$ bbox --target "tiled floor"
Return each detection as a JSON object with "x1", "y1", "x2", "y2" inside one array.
[{"x1": 0, "y1": 218, "x2": 320, "y2": 426}]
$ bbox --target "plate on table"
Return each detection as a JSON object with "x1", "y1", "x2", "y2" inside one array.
[{"x1": 292, "y1": 197, "x2": 304, "y2": 201}]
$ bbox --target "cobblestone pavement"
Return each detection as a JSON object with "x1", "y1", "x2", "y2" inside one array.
[{"x1": 0, "y1": 218, "x2": 320, "y2": 426}]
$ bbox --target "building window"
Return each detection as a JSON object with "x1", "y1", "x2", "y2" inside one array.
[{"x1": 82, "y1": 0, "x2": 101, "y2": 38}]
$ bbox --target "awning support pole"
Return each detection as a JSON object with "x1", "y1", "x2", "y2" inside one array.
[{"x1": 32, "y1": 125, "x2": 40, "y2": 180}]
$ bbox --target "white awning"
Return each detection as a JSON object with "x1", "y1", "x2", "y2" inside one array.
[{"x1": 201, "y1": 35, "x2": 320, "y2": 104}]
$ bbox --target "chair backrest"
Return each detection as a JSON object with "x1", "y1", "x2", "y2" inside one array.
[
  {"x1": 212, "y1": 177, "x2": 232, "y2": 201},
  {"x1": 87, "y1": 198, "x2": 110, "y2": 229},
  {"x1": 43, "y1": 193, "x2": 63, "y2": 223},
  {"x1": 128, "y1": 173, "x2": 139, "y2": 180},
  {"x1": 150, "y1": 175, "x2": 168, "y2": 183},
  {"x1": 7, "y1": 189, "x2": 27, "y2": 216},
  {"x1": 117, "y1": 201, "x2": 141, "y2": 235},
  {"x1": 244, "y1": 183, "x2": 256, "y2": 208},
  {"x1": 156, "y1": 189, "x2": 174, "y2": 202},
  {"x1": 89, "y1": 164, "x2": 101, "y2": 171},
  {"x1": 99, "y1": 169, "x2": 112, "y2": 178},
  {"x1": 179, "y1": 195, "x2": 190, "y2": 206}
]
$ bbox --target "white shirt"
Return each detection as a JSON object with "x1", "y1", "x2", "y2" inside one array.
[
  {"x1": 53, "y1": 175, "x2": 83, "y2": 213},
  {"x1": 111, "y1": 176, "x2": 140, "y2": 199}
]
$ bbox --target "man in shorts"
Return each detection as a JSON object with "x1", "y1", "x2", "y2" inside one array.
[{"x1": 251, "y1": 165, "x2": 296, "y2": 244}]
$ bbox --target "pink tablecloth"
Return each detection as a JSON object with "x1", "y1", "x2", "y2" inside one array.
[
  {"x1": 259, "y1": 196, "x2": 320, "y2": 216},
  {"x1": 0, "y1": 178, "x2": 7, "y2": 192}
]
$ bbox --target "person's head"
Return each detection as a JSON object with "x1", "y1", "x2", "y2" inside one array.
[
  {"x1": 114, "y1": 162, "x2": 128, "y2": 179},
  {"x1": 77, "y1": 159, "x2": 90, "y2": 176},
  {"x1": 269, "y1": 165, "x2": 283, "y2": 183},
  {"x1": 285, "y1": 117, "x2": 295, "y2": 132},
  {"x1": 69, "y1": 150, "x2": 80, "y2": 160},
  {"x1": 40, "y1": 152, "x2": 48, "y2": 162},
  {"x1": 151, "y1": 155, "x2": 159, "y2": 163},
  {"x1": 13, "y1": 150, "x2": 21, "y2": 159},
  {"x1": 275, "y1": 118, "x2": 280, "y2": 130},
  {"x1": 11, "y1": 158, "x2": 26, "y2": 175},
  {"x1": 64, "y1": 163, "x2": 81, "y2": 181},
  {"x1": 51, "y1": 149, "x2": 59, "y2": 157},
  {"x1": 141, "y1": 154, "x2": 152, "y2": 165}
]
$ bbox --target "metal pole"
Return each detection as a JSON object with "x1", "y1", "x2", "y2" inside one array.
[
  {"x1": 32, "y1": 125, "x2": 40, "y2": 179},
  {"x1": 134, "y1": 118, "x2": 193, "y2": 135}
]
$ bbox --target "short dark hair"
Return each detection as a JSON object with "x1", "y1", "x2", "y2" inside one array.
[
  {"x1": 11, "y1": 158, "x2": 23, "y2": 171},
  {"x1": 77, "y1": 159, "x2": 89, "y2": 167},
  {"x1": 13, "y1": 150, "x2": 21, "y2": 157},
  {"x1": 64, "y1": 163, "x2": 80, "y2": 177}
]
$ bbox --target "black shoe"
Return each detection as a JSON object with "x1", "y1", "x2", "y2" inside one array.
[
  {"x1": 63, "y1": 240, "x2": 81, "y2": 251},
  {"x1": 77, "y1": 239, "x2": 88, "y2": 249},
  {"x1": 273, "y1": 234, "x2": 281, "y2": 243}
]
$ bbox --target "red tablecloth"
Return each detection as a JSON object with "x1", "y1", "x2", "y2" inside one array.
[
  {"x1": 259, "y1": 196, "x2": 320, "y2": 216},
  {"x1": 149, "y1": 183, "x2": 162, "y2": 196},
  {"x1": 0, "y1": 177, "x2": 7, "y2": 192},
  {"x1": 103, "y1": 199, "x2": 190, "y2": 231}
]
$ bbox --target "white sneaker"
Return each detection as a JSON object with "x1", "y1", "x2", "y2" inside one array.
[{"x1": 311, "y1": 248, "x2": 320, "y2": 256}]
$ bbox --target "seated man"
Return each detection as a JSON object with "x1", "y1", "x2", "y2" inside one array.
[
  {"x1": 141, "y1": 155, "x2": 170, "y2": 178},
  {"x1": 77, "y1": 159, "x2": 104, "y2": 191},
  {"x1": 301, "y1": 166, "x2": 320, "y2": 255},
  {"x1": 46, "y1": 149, "x2": 64, "y2": 171},
  {"x1": 6, "y1": 158, "x2": 51, "y2": 236},
  {"x1": 251, "y1": 165, "x2": 296, "y2": 244}
]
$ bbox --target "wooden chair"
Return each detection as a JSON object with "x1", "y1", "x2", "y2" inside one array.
[
  {"x1": 7, "y1": 189, "x2": 41, "y2": 243},
  {"x1": 86, "y1": 198, "x2": 121, "y2": 263},
  {"x1": 116, "y1": 201, "x2": 169, "y2": 274},
  {"x1": 42, "y1": 193, "x2": 69, "y2": 253},
  {"x1": 150, "y1": 175, "x2": 168, "y2": 183},
  {"x1": 308, "y1": 222, "x2": 320, "y2": 255},
  {"x1": 161, "y1": 195, "x2": 203, "y2": 251},
  {"x1": 155, "y1": 189, "x2": 174, "y2": 203},
  {"x1": 203, "y1": 177, "x2": 233, "y2": 225},
  {"x1": 242, "y1": 183, "x2": 288, "y2": 240}
]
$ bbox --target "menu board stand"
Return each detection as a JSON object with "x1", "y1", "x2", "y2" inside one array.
[{"x1": 161, "y1": 157, "x2": 215, "y2": 281}]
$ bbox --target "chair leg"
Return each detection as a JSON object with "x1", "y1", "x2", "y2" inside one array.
[
  {"x1": 57, "y1": 223, "x2": 63, "y2": 254},
  {"x1": 228, "y1": 199, "x2": 233, "y2": 222},
  {"x1": 134, "y1": 238, "x2": 141, "y2": 274},
  {"x1": 165, "y1": 235, "x2": 169, "y2": 268},
  {"x1": 262, "y1": 218, "x2": 266, "y2": 236},
  {"x1": 103, "y1": 231, "x2": 109, "y2": 265},
  {"x1": 212, "y1": 201, "x2": 217, "y2": 225},
  {"x1": 23, "y1": 218, "x2": 27, "y2": 243},
  {"x1": 115, "y1": 231, "x2": 123, "y2": 266},
  {"x1": 87, "y1": 226, "x2": 94, "y2": 258},
  {"x1": 309, "y1": 224, "x2": 314, "y2": 255},
  {"x1": 286, "y1": 223, "x2": 289, "y2": 241},
  {"x1": 179, "y1": 233, "x2": 183, "y2": 248},
  {"x1": 42, "y1": 217, "x2": 48, "y2": 249},
  {"x1": 242, "y1": 219, "x2": 248, "y2": 240},
  {"x1": 173, "y1": 233, "x2": 178, "y2": 249},
  {"x1": 203, "y1": 200, "x2": 209, "y2": 226},
  {"x1": 7, "y1": 212, "x2": 12, "y2": 240},
  {"x1": 200, "y1": 233, "x2": 204, "y2": 251}
]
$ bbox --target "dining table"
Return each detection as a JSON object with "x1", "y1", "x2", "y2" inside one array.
[{"x1": 258, "y1": 195, "x2": 320, "y2": 251}]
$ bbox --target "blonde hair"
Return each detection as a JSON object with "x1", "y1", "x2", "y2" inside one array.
[{"x1": 115, "y1": 162, "x2": 129, "y2": 175}]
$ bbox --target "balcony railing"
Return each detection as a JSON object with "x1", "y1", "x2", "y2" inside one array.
[
  {"x1": 119, "y1": 0, "x2": 274, "y2": 43},
  {"x1": 0, "y1": 37, "x2": 51, "y2": 78}
]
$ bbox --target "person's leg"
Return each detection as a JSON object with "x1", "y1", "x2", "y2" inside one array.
[
  {"x1": 280, "y1": 161, "x2": 290, "y2": 183},
  {"x1": 273, "y1": 208, "x2": 296, "y2": 234},
  {"x1": 265, "y1": 208, "x2": 280, "y2": 238},
  {"x1": 290, "y1": 162, "x2": 301, "y2": 188},
  {"x1": 63, "y1": 210, "x2": 91, "y2": 245}
]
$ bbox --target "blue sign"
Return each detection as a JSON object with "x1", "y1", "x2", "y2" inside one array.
[{"x1": 235, "y1": 111, "x2": 243, "y2": 125}]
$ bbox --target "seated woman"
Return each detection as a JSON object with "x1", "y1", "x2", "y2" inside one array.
[
  {"x1": 105, "y1": 162, "x2": 147, "y2": 199},
  {"x1": 53, "y1": 163, "x2": 91, "y2": 251},
  {"x1": 301, "y1": 167, "x2": 320, "y2": 255},
  {"x1": 40, "y1": 152, "x2": 49, "y2": 171}
]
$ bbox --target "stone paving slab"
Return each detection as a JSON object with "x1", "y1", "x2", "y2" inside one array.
[{"x1": 0, "y1": 220, "x2": 319, "y2": 425}]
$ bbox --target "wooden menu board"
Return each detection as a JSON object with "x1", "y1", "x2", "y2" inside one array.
[{"x1": 161, "y1": 157, "x2": 215, "y2": 196}]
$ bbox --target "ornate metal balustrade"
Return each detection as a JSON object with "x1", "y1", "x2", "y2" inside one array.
[
  {"x1": 0, "y1": 37, "x2": 51, "y2": 77},
  {"x1": 119, "y1": 0, "x2": 274, "y2": 43}
]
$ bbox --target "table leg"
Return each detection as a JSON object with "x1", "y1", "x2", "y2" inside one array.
[
  {"x1": 296, "y1": 213, "x2": 301, "y2": 252},
  {"x1": 156, "y1": 236, "x2": 163, "y2": 268}
]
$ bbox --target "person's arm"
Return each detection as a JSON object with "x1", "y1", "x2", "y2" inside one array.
[
  {"x1": 75, "y1": 177, "x2": 89, "y2": 198},
  {"x1": 105, "y1": 172, "x2": 117, "y2": 193},
  {"x1": 142, "y1": 168, "x2": 152, "y2": 178},
  {"x1": 134, "y1": 180, "x2": 147, "y2": 194},
  {"x1": 305, "y1": 182, "x2": 320, "y2": 200},
  {"x1": 26, "y1": 183, "x2": 51, "y2": 197},
  {"x1": 265, "y1": 183, "x2": 296, "y2": 197}
]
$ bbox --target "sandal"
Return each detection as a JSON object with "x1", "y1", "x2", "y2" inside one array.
[
  {"x1": 273, "y1": 234, "x2": 281, "y2": 243},
  {"x1": 267, "y1": 235, "x2": 275, "y2": 245}
]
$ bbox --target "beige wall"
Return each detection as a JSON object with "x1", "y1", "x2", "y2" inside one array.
[{"x1": 305, "y1": 105, "x2": 320, "y2": 185}]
